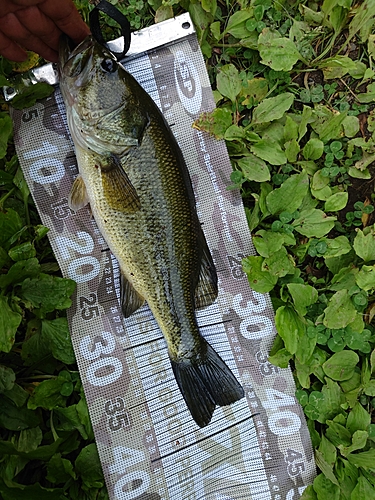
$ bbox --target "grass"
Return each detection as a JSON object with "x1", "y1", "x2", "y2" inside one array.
[{"x1": 1, "y1": 0, "x2": 375, "y2": 498}]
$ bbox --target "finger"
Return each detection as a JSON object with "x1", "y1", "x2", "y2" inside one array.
[
  {"x1": 0, "y1": 13, "x2": 58, "y2": 61},
  {"x1": 39, "y1": 0, "x2": 90, "y2": 44},
  {"x1": 16, "y1": 6, "x2": 61, "y2": 53},
  {"x1": 0, "y1": 29, "x2": 28, "y2": 62},
  {"x1": 0, "y1": 0, "x2": 43, "y2": 17}
]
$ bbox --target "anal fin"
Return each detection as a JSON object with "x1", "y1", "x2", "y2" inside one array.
[
  {"x1": 194, "y1": 238, "x2": 218, "y2": 309},
  {"x1": 120, "y1": 272, "x2": 145, "y2": 318},
  {"x1": 100, "y1": 155, "x2": 140, "y2": 213}
]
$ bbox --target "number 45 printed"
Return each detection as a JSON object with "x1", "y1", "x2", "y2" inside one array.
[{"x1": 284, "y1": 449, "x2": 305, "y2": 478}]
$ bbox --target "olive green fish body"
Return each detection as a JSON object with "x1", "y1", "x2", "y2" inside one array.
[
  {"x1": 59, "y1": 36, "x2": 244, "y2": 426},
  {"x1": 75, "y1": 115, "x2": 202, "y2": 361}
]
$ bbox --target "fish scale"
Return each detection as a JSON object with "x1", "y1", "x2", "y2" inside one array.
[{"x1": 59, "y1": 34, "x2": 244, "y2": 427}]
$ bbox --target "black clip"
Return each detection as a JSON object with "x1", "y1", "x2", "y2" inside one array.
[{"x1": 89, "y1": 0, "x2": 131, "y2": 61}]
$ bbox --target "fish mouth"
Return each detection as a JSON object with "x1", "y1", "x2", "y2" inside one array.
[{"x1": 58, "y1": 34, "x2": 95, "y2": 83}]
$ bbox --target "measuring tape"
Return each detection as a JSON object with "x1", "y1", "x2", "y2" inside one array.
[{"x1": 8, "y1": 13, "x2": 315, "y2": 500}]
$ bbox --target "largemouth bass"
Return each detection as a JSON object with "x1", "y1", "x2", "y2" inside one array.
[{"x1": 58, "y1": 35, "x2": 244, "y2": 427}]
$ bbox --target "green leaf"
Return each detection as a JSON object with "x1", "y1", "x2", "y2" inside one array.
[
  {"x1": 0, "y1": 296, "x2": 22, "y2": 353},
  {"x1": 75, "y1": 443, "x2": 104, "y2": 489},
  {"x1": 241, "y1": 77, "x2": 268, "y2": 106},
  {"x1": 287, "y1": 283, "x2": 318, "y2": 316},
  {"x1": 342, "y1": 445, "x2": 366, "y2": 476},
  {"x1": 11, "y1": 82, "x2": 54, "y2": 110},
  {"x1": 343, "y1": 115, "x2": 360, "y2": 137},
  {"x1": 258, "y1": 29, "x2": 302, "y2": 71},
  {"x1": 263, "y1": 245, "x2": 295, "y2": 277},
  {"x1": 296, "y1": 331, "x2": 317, "y2": 365},
  {"x1": 322, "y1": 350, "x2": 359, "y2": 381},
  {"x1": 293, "y1": 209, "x2": 336, "y2": 238},
  {"x1": 76, "y1": 395, "x2": 94, "y2": 441},
  {"x1": 154, "y1": 5, "x2": 173, "y2": 23},
  {"x1": 224, "y1": 125, "x2": 245, "y2": 140},
  {"x1": 275, "y1": 306, "x2": 305, "y2": 355},
  {"x1": 356, "y1": 265, "x2": 375, "y2": 291},
  {"x1": 237, "y1": 154, "x2": 270, "y2": 182},
  {"x1": 217, "y1": 64, "x2": 242, "y2": 102},
  {"x1": 347, "y1": 402, "x2": 371, "y2": 434},
  {"x1": 0, "y1": 434, "x2": 72, "y2": 460},
  {"x1": 242, "y1": 255, "x2": 278, "y2": 293},
  {"x1": 319, "y1": 433, "x2": 337, "y2": 466},
  {"x1": 0, "y1": 481, "x2": 64, "y2": 500},
  {"x1": 193, "y1": 108, "x2": 233, "y2": 139},
  {"x1": 318, "y1": 55, "x2": 357, "y2": 79},
  {"x1": 0, "y1": 74, "x2": 10, "y2": 86},
  {"x1": 0, "y1": 114, "x2": 13, "y2": 160},
  {"x1": 284, "y1": 115, "x2": 299, "y2": 141},
  {"x1": 41, "y1": 318, "x2": 75, "y2": 365},
  {"x1": 13, "y1": 167, "x2": 30, "y2": 202},
  {"x1": 285, "y1": 139, "x2": 300, "y2": 163},
  {"x1": 21, "y1": 319, "x2": 53, "y2": 367},
  {"x1": 266, "y1": 170, "x2": 309, "y2": 215},
  {"x1": 312, "y1": 106, "x2": 347, "y2": 142},
  {"x1": 323, "y1": 236, "x2": 352, "y2": 259},
  {"x1": 317, "y1": 379, "x2": 345, "y2": 423},
  {"x1": 54, "y1": 401, "x2": 90, "y2": 440},
  {"x1": 0, "y1": 395, "x2": 40, "y2": 430},
  {"x1": 347, "y1": 448, "x2": 375, "y2": 471},
  {"x1": 351, "y1": 476, "x2": 375, "y2": 500},
  {"x1": 210, "y1": 21, "x2": 221, "y2": 40},
  {"x1": 303, "y1": 138, "x2": 324, "y2": 160},
  {"x1": 27, "y1": 377, "x2": 67, "y2": 410},
  {"x1": 300, "y1": 485, "x2": 318, "y2": 500},
  {"x1": 268, "y1": 348, "x2": 292, "y2": 368},
  {"x1": 250, "y1": 139, "x2": 287, "y2": 165},
  {"x1": 313, "y1": 472, "x2": 340, "y2": 499},
  {"x1": 252, "y1": 230, "x2": 285, "y2": 258},
  {"x1": 0, "y1": 258, "x2": 41, "y2": 288},
  {"x1": 3, "y1": 382, "x2": 28, "y2": 408},
  {"x1": 348, "y1": 166, "x2": 372, "y2": 179},
  {"x1": 0, "y1": 209, "x2": 23, "y2": 250},
  {"x1": 311, "y1": 170, "x2": 330, "y2": 191},
  {"x1": 0, "y1": 365, "x2": 15, "y2": 394},
  {"x1": 345, "y1": 328, "x2": 372, "y2": 353},
  {"x1": 17, "y1": 426, "x2": 43, "y2": 453},
  {"x1": 348, "y1": 0, "x2": 375, "y2": 43},
  {"x1": 46, "y1": 453, "x2": 76, "y2": 483},
  {"x1": 299, "y1": 105, "x2": 313, "y2": 141},
  {"x1": 324, "y1": 192, "x2": 348, "y2": 212},
  {"x1": 223, "y1": 10, "x2": 253, "y2": 38},
  {"x1": 20, "y1": 274, "x2": 76, "y2": 314},
  {"x1": 326, "y1": 419, "x2": 352, "y2": 447},
  {"x1": 315, "y1": 449, "x2": 339, "y2": 486},
  {"x1": 353, "y1": 229, "x2": 375, "y2": 262},
  {"x1": 8, "y1": 242, "x2": 36, "y2": 262},
  {"x1": 252, "y1": 92, "x2": 294, "y2": 124}
]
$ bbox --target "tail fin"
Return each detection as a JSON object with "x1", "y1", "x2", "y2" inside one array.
[{"x1": 170, "y1": 339, "x2": 244, "y2": 427}]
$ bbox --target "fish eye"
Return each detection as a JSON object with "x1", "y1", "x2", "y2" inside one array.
[{"x1": 101, "y1": 58, "x2": 117, "y2": 73}]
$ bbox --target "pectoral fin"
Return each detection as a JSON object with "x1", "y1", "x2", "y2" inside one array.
[
  {"x1": 68, "y1": 175, "x2": 89, "y2": 212},
  {"x1": 100, "y1": 155, "x2": 140, "y2": 213},
  {"x1": 120, "y1": 272, "x2": 145, "y2": 318},
  {"x1": 194, "y1": 239, "x2": 218, "y2": 309}
]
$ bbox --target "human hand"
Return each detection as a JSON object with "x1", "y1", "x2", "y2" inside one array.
[{"x1": 0, "y1": 0, "x2": 90, "y2": 63}]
